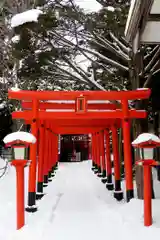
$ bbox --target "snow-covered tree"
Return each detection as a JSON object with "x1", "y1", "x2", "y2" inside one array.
[{"x1": 10, "y1": 1, "x2": 105, "y2": 91}]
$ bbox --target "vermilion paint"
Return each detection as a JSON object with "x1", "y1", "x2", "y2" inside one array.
[
  {"x1": 43, "y1": 122, "x2": 49, "y2": 178},
  {"x1": 104, "y1": 129, "x2": 112, "y2": 176},
  {"x1": 122, "y1": 99, "x2": 134, "y2": 201},
  {"x1": 12, "y1": 109, "x2": 147, "y2": 121},
  {"x1": 100, "y1": 131, "x2": 106, "y2": 174},
  {"x1": 27, "y1": 99, "x2": 38, "y2": 208},
  {"x1": 11, "y1": 160, "x2": 28, "y2": 230},
  {"x1": 22, "y1": 101, "x2": 117, "y2": 110},
  {"x1": 37, "y1": 122, "x2": 45, "y2": 183},
  {"x1": 111, "y1": 125, "x2": 121, "y2": 184},
  {"x1": 143, "y1": 165, "x2": 152, "y2": 226},
  {"x1": 8, "y1": 89, "x2": 150, "y2": 101}
]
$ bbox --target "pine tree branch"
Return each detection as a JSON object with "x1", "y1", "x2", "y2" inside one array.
[
  {"x1": 109, "y1": 32, "x2": 130, "y2": 54},
  {"x1": 77, "y1": 46, "x2": 129, "y2": 71},
  {"x1": 94, "y1": 0, "x2": 105, "y2": 7},
  {"x1": 144, "y1": 46, "x2": 160, "y2": 73},
  {"x1": 143, "y1": 59, "x2": 160, "y2": 88},
  {"x1": 47, "y1": 58, "x2": 105, "y2": 91},
  {"x1": 144, "y1": 45, "x2": 159, "y2": 60},
  {"x1": 62, "y1": 56, "x2": 105, "y2": 90},
  {"x1": 100, "y1": 64, "x2": 114, "y2": 75},
  {"x1": 46, "y1": 31, "x2": 128, "y2": 71},
  {"x1": 47, "y1": 65, "x2": 88, "y2": 85},
  {"x1": 87, "y1": 32, "x2": 129, "y2": 61},
  {"x1": 152, "y1": 68, "x2": 160, "y2": 76}
]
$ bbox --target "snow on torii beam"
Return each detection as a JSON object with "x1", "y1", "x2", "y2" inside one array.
[
  {"x1": 8, "y1": 89, "x2": 150, "y2": 100},
  {"x1": 21, "y1": 101, "x2": 117, "y2": 110},
  {"x1": 12, "y1": 109, "x2": 147, "y2": 120}
]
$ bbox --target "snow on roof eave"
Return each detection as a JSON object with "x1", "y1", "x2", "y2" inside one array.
[
  {"x1": 3, "y1": 131, "x2": 36, "y2": 144},
  {"x1": 124, "y1": 0, "x2": 142, "y2": 42}
]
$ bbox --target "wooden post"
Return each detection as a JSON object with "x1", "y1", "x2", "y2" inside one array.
[
  {"x1": 111, "y1": 125, "x2": 123, "y2": 201},
  {"x1": 98, "y1": 131, "x2": 106, "y2": 178},
  {"x1": 12, "y1": 160, "x2": 28, "y2": 229},
  {"x1": 26, "y1": 99, "x2": 38, "y2": 212},
  {"x1": 94, "y1": 133, "x2": 99, "y2": 174},
  {"x1": 43, "y1": 122, "x2": 49, "y2": 187},
  {"x1": 122, "y1": 99, "x2": 134, "y2": 202},
  {"x1": 36, "y1": 121, "x2": 45, "y2": 199},
  {"x1": 104, "y1": 129, "x2": 114, "y2": 190},
  {"x1": 96, "y1": 132, "x2": 101, "y2": 173},
  {"x1": 144, "y1": 165, "x2": 152, "y2": 226},
  {"x1": 48, "y1": 125, "x2": 52, "y2": 181},
  {"x1": 91, "y1": 134, "x2": 96, "y2": 170}
]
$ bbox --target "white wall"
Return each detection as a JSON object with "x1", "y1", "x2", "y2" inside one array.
[
  {"x1": 150, "y1": 0, "x2": 160, "y2": 14},
  {"x1": 141, "y1": 21, "x2": 160, "y2": 43}
]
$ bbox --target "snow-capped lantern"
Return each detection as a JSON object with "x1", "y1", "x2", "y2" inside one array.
[
  {"x1": 132, "y1": 133, "x2": 160, "y2": 161},
  {"x1": 132, "y1": 133, "x2": 160, "y2": 227},
  {"x1": 3, "y1": 131, "x2": 36, "y2": 230},
  {"x1": 3, "y1": 131, "x2": 36, "y2": 161}
]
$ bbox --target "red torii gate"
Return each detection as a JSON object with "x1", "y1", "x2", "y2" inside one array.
[{"x1": 8, "y1": 89, "x2": 150, "y2": 211}]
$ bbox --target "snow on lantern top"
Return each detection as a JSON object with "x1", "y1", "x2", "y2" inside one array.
[
  {"x1": 132, "y1": 133, "x2": 160, "y2": 148},
  {"x1": 3, "y1": 131, "x2": 36, "y2": 146},
  {"x1": 11, "y1": 9, "x2": 43, "y2": 28}
]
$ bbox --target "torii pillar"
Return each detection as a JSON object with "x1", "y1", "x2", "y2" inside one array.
[
  {"x1": 122, "y1": 100, "x2": 133, "y2": 202},
  {"x1": 26, "y1": 99, "x2": 38, "y2": 212}
]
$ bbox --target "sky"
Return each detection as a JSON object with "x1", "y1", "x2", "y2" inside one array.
[
  {"x1": 75, "y1": 0, "x2": 102, "y2": 13},
  {"x1": 74, "y1": 0, "x2": 102, "y2": 71}
]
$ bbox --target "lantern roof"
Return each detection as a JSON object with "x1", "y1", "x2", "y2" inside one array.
[
  {"x1": 132, "y1": 133, "x2": 160, "y2": 148},
  {"x1": 3, "y1": 131, "x2": 36, "y2": 145}
]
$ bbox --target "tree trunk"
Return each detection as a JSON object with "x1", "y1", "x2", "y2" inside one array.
[{"x1": 153, "y1": 112, "x2": 160, "y2": 181}]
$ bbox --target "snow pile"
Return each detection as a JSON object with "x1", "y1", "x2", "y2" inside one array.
[
  {"x1": 106, "y1": 6, "x2": 115, "y2": 12},
  {"x1": 11, "y1": 35, "x2": 20, "y2": 43},
  {"x1": 3, "y1": 131, "x2": 36, "y2": 144},
  {"x1": 10, "y1": 86, "x2": 21, "y2": 91},
  {"x1": 137, "y1": 88, "x2": 149, "y2": 91},
  {"x1": 46, "y1": 109, "x2": 74, "y2": 112},
  {"x1": 76, "y1": 0, "x2": 102, "y2": 13},
  {"x1": 46, "y1": 100, "x2": 75, "y2": 103},
  {"x1": 0, "y1": 102, "x2": 6, "y2": 109},
  {"x1": 132, "y1": 133, "x2": 160, "y2": 145},
  {"x1": 11, "y1": 9, "x2": 43, "y2": 28},
  {"x1": 1, "y1": 161, "x2": 160, "y2": 238}
]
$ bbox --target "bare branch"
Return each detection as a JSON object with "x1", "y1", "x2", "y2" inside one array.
[
  {"x1": 143, "y1": 59, "x2": 160, "y2": 88},
  {"x1": 144, "y1": 46, "x2": 160, "y2": 73},
  {"x1": 62, "y1": 56, "x2": 105, "y2": 90},
  {"x1": 144, "y1": 45, "x2": 159, "y2": 60},
  {"x1": 91, "y1": 32, "x2": 129, "y2": 61},
  {"x1": 109, "y1": 32, "x2": 130, "y2": 54},
  {"x1": 78, "y1": 46, "x2": 129, "y2": 71}
]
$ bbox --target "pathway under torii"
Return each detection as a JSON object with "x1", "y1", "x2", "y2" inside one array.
[{"x1": 8, "y1": 89, "x2": 150, "y2": 212}]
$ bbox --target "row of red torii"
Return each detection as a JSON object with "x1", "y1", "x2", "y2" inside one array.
[{"x1": 8, "y1": 89, "x2": 150, "y2": 211}]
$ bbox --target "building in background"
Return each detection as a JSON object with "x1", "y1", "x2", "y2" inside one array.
[{"x1": 59, "y1": 134, "x2": 90, "y2": 162}]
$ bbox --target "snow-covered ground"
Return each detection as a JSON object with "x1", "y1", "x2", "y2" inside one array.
[{"x1": 1, "y1": 160, "x2": 160, "y2": 239}]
